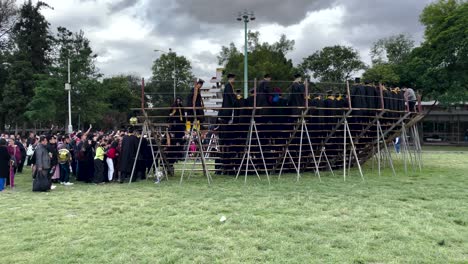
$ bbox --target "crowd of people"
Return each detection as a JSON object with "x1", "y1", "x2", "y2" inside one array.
[{"x1": 0, "y1": 126, "x2": 157, "y2": 192}]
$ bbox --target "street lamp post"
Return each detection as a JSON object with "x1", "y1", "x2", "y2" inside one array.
[
  {"x1": 65, "y1": 59, "x2": 73, "y2": 134},
  {"x1": 237, "y1": 10, "x2": 255, "y2": 98},
  {"x1": 154, "y1": 49, "x2": 177, "y2": 100}
]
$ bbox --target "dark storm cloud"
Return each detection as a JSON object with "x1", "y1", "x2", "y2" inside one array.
[
  {"x1": 336, "y1": 0, "x2": 432, "y2": 47},
  {"x1": 42, "y1": 0, "x2": 434, "y2": 78},
  {"x1": 291, "y1": 0, "x2": 432, "y2": 65},
  {"x1": 145, "y1": 0, "x2": 430, "y2": 50},
  {"x1": 108, "y1": 0, "x2": 139, "y2": 13},
  {"x1": 192, "y1": 51, "x2": 219, "y2": 76},
  {"x1": 96, "y1": 39, "x2": 156, "y2": 77},
  {"x1": 170, "y1": 0, "x2": 328, "y2": 26},
  {"x1": 144, "y1": 0, "x2": 331, "y2": 38}
]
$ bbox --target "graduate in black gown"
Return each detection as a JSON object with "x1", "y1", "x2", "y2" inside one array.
[
  {"x1": 169, "y1": 97, "x2": 186, "y2": 141},
  {"x1": 255, "y1": 74, "x2": 272, "y2": 152},
  {"x1": 256, "y1": 74, "x2": 272, "y2": 120},
  {"x1": 118, "y1": 127, "x2": 139, "y2": 183},
  {"x1": 308, "y1": 93, "x2": 325, "y2": 148},
  {"x1": 218, "y1": 73, "x2": 237, "y2": 123},
  {"x1": 186, "y1": 79, "x2": 205, "y2": 126},
  {"x1": 167, "y1": 97, "x2": 186, "y2": 168},
  {"x1": 217, "y1": 74, "x2": 238, "y2": 174},
  {"x1": 230, "y1": 89, "x2": 248, "y2": 174},
  {"x1": 350, "y1": 78, "x2": 368, "y2": 135},
  {"x1": 288, "y1": 73, "x2": 306, "y2": 120},
  {"x1": 286, "y1": 74, "x2": 306, "y2": 164},
  {"x1": 76, "y1": 135, "x2": 94, "y2": 183}
]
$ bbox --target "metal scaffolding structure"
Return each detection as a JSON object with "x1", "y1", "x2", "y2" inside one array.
[{"x1": 131, "y1": 79, "x2": 425, "y2": 184}]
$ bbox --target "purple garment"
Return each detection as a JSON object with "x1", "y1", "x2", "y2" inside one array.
[{"x1": 7, "y1": 145, "x2": 22, "y2": 166}]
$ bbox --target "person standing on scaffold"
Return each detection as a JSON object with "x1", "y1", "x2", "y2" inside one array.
[{"x1": 186, "y1": 79, "x2": 205, "y2": 131}]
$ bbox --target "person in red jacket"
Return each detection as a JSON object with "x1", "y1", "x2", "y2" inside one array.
[{"x1": 106, "y1": 141, "x2": 118, "y2": 182}]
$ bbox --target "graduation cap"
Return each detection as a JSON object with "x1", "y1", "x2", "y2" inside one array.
[
  {"x1": 264, "y1": 74, "x2": 271, "y2": 78},
  {"x1": 227, "y1": 73, "x2": 236, "y2": 79},
  {"x1": 294, "y1": 73, "x2": 301, "y2": 79},
  {"x1": 355, "y1": 77, "x2": 361, "y2": 83}
]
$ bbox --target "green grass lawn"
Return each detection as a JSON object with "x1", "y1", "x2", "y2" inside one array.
[{"x1": 1, "y1": 148, "x2": 467, "y2": 263}]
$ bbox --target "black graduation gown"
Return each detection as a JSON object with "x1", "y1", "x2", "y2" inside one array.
[
  {"x1": 169, "y1": 103, "x2": 185, "y2": 124},
  {"x1": 47, "y1": 143, "x2": 58, "y2": 168},
  {"x1": 77, "y1": 143, "x2": 94, "y2": 183},
  {"x1": 288, "y1": 82, "x2": 305, "y2": 118},
  {"x1": 218, "y1": 82, "x2": 237, "y2": 121},
  {"x1": 351, "y1": 85, "x2": 363, "y2": 115},
  {"x1": 324, "y1": 96, "x2": 336, "y2": 127},
  {"x1": 76, "y1": 142, "x2": 84, "y2": 181},
  {"x1": 256, "y1": 80, "x2": 271, "y2": 117},
  {"x1": 351, "y1": 85, "x2": 368, "y2": 122},
  {"x1": 186, "y1": 87, "x2": 204, "y2": 122},
  {"x1": 15, "y1": 140, "x2": 26, "y2": 172},
  {"x1": 119, "y1": 134, "x2": 139, "y2": 174},
  {"x1": 231, "y1": 98, "x2": 248, "y2": 172},
  {"x1": 309, "y1": 97, "x2": 324, "y2": 126},
  {"x1": 335, "y1": 96, "x2": 346, "y2": 116},
  {"x1": 308, "y1": 97, "x2": 325, "y2": 144},
  {"x1": 390, "y1": 90, "x2": 400, "y2": 117},
  {"x1": 397, "y1": 90, "x2": 405, "y2": 113},
  {"x1": 136, "y1": 137, "x2": 149, "y2": 178},
  {"x1": 0, "y1": 146, "x2": 10, "y2": 179},
  {"x1": 365, "y1": 85, "x2": 379, "y2": 119},
  {"x1": 384, "y1": 89, "x2": 391, "y2": 109},
  {"x1": 241, "y1": 96, "x2": 254, "y2": 124},
  {"x1": 375, "y1": 87, "x2": 382, "y2": 109}
]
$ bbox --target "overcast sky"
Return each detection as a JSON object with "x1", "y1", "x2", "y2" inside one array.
[{"x1": 34, "y1": 0, "x2": 432, "y2": 80}]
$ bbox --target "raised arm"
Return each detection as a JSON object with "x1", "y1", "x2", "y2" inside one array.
[{"x1": 84, "y1": 125, "x2": 92, "y2": 137}]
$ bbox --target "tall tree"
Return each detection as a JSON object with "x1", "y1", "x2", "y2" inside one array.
[
  {"x1": 0, "y1": 0, "x2": 17, "y2": 49},
  {"x1": 363, "y1": 34, "x2": 415, "y2": 84},
  {"x1": 2, "y1": 57, "x2": 34, "y2": 127},
  {"x1": 101, "y1": 75, "x2": 141, "y2": 129},
  {"x1": 0, "y1": 53, "x2": 8, "y2": 129},
  {"x1": 362, "y1": 63, "x2": 400, "y2": 84},
  {"x1": 405, "y1": 0, "x2": 467, "y2": 103},
  {"x1": 370, "y1": 34, "x2": 415, "y2": 65},
  {"x1": 219, "y1": 31, "x2": 297, "y2": 87},
  {"x1": 26, "y1": 26, "x2": 106, "y2": 127},
  {"x1": 300, "y1": 45, "x2": 366, "y2": 82},
  {"x1": 2, "y1": 0, "x2": 52, "y2": 129},
  {"x1": 150, "y1": 52, "x2": 194, "y2": 107},
  {"x1": 12, "y1": 0, "x2": 52, "y2": 74}
]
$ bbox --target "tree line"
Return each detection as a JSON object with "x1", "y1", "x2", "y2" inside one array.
[{"x1": 0, "y1": 0, "x2": 466, "y2": 132}]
